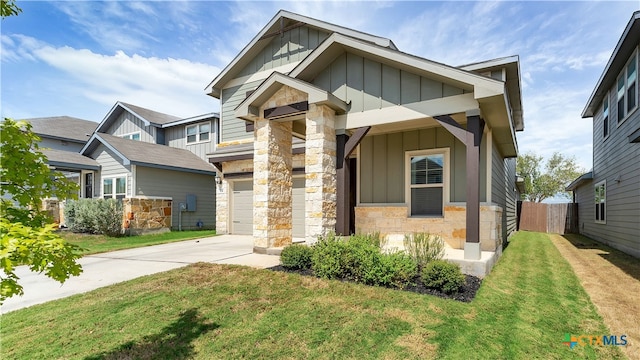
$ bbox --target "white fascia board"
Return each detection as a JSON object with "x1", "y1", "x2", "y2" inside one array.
[
  {"x1": 290, "y1": 33, "x2": 504, "y2": 100},
  {"x1": 336, "y1": 93, "x2": 479, "y2": 130},
  {"x1": 161, "y1": 113, "x2": 219, "y2": 128}
]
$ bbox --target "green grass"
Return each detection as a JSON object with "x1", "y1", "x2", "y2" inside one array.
[
  {"x1": 61, "y1": 230, "x2": 217, "y2": 255},
  {"x1": 1, "y1": 232, "x2": 623, "y2": 359}
]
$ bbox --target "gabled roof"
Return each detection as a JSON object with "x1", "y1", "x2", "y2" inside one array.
[
  {"x1": 81, "y1": 133, "x2": 216, "y2": 175},
  {"x1": 235, "y1": 72, "x2": 348, "y2": 121},
  {"x1": 290, "y1": 33, "x2": 505, "y2": 100},
  {"x1": 43, "y1": 148, "x2": 100, "y2": 171},
  {"x1": 24, "y1": 116, "x2": 97, "y2": 143},
  {"x1": 205, "y1": 10, "x2": 397, "y2": 97},
  {"x1": 459, "y1": 55, "x2": 524, "y2": 131},
  {"x1": 583, "y1": 11, "x2": 640, "y2": 118},
  {"x1": 96, "y1": 101, "x2": 181, "y2": 133}
]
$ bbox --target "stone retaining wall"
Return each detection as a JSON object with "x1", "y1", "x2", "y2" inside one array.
[{"x1": 123, "y1": 197, "x2": 172, "y2": 235}]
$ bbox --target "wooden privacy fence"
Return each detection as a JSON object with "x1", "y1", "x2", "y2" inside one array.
[{"x1": 518, "y1": 202, "x2": 578, "y2": 234}]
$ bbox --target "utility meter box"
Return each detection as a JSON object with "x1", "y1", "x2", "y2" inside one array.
[{"x1": 186, "y1": 194, "x2": 197, "y2": 212}]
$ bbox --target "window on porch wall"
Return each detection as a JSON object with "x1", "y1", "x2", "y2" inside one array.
[{"x1": 408, "y1": 152, "x2": 444, "y2": 216}]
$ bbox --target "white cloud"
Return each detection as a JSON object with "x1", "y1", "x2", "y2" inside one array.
[{"x1": 4, "y1": 35, "x2": 220, "y2": 118}]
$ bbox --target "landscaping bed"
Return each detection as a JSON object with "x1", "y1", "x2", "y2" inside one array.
[{"x1": 269, "y1": 265, "x2": 482, "y2": 302}]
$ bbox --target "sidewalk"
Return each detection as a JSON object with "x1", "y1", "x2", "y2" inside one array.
[
  {"x1": 1, "y1": 235, "x2": 280, "y2": 313},
  {"x1": 549, "y1": 233, "x2": 640, "y2": 360}
]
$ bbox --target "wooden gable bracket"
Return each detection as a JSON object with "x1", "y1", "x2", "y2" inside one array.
[
  {"x1": 336, "y1": 126, "x2": 371, "y2": 235},
  {"x1": 433, "y1": 113, "x2": 485, "y2": 260},
  {"x1": 264, "y1": 101, "x2": 309, "y2": 119}
]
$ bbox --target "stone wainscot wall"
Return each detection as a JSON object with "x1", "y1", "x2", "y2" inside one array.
[{"x1": 355, "y1": 204, "x2": 503, "y2": 252}]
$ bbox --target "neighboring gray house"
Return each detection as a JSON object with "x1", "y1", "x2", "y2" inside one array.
[
  {"x1": 205, "y1": 11, "x2": 524, "y2": 277},
  {"x1": 25, "y1": 102, "x2": 220, "y2": 232},
  {"x1": 568, "y1": 11, "x2": 640, "y2": 258}
]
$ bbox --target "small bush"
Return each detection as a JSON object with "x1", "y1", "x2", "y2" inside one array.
[
  {"x1": 362, "y1": 252, "x2": 417, "y2": 289},
  {"x1": 64, "y1": 199, "x2": 123, "y2": 237},
  {"x1": 422, "y1": 260, "x2": 465, "y2": 294},
  {"x1": 311, "y1": 233, "x2": 347, "y2": 279},
  {"x1": 403, "y1": 232, "x2": 445, "y2": 268},
  {"x1": 280, "y1": 244, "x2": 314, "y2": 270}
]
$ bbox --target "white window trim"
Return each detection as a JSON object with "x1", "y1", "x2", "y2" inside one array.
[
  {"x1": 405, "y1": 148, "x2": 450, "y2": 217},
  {"x1": 616, "y1": 48, "x2": 638, "y2": 127},
  {"x1": 602, "y1": 91, "x2": 610, "y2": 141},
  {"x1": 121, "y1": 131, "x2": 141, "y2": 141},
  {"x1": 594, "y1": 180, "x2": 606, "y2": 224},
  {"x1": 186, "y1": 121, "x2": 211, "y2": 144},
  {"x1": 81, "y1": 170, "x2": 94, "y2": 199},
  {"x1": 102, "y1": 174, "x2": 128, "y2": 199}
]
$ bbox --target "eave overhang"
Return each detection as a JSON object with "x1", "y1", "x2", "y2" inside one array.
[
  {"x1": 234, "y1": 72, "x2": 348, "y2": 121},
  {"x1": 582, "y1": 11, "x2": 640, "y2": 118},
  {"x1": 566, "y1": 171, "x2": 594, "y2": 191},
  {"x1": 96, "y1": 101, "x2": 153, "y2": 133}
]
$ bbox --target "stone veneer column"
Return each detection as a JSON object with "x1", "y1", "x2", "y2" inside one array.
[
  {"x1": 215, "y1": 179, "x2": 228, "y2": 234},
  {"x1": 305, "y1": 104, "x2": 337, "y2": 244},
  {"x1": 253, "y1": 118, "x2": 293, "y2": 253}
]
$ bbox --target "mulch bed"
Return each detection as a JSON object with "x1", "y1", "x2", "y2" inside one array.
[{"x1": 267, "y1": 265, "x2": 482, "y2": 302}]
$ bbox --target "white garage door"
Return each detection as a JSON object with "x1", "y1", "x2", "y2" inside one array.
[
  {"x1": 231, "y1": 180, "x2": 253, "y2": 235},
  {"x1": 231, "y1": 178, "x2": 305, "y2": 237}
]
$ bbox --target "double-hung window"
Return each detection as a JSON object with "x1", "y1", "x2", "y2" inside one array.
[
  {"x1": 103, "y1": 176, "x2": 126, "y2": 200},
  {"x1": 186, "y1": 122, "x2": 210, "y2": 144},
  {"x1": 602, "y1": 94, "x2": 609, "y2": 139},
  {"x1": 594, "y1": 181, "x2": 606, "y2": 224},
  {"x1": 617, "y1": 51, "x2": 638, "y2": 124},
  {"x1": 406, "y1": 149, "x2": 448, "y2": 217},
  {"x1": 121, "y1": 132, "x2": 140, "y2": 141}
]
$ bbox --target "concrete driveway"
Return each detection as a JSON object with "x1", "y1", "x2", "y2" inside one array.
[{"x1": 1, "y1": 235, "x2": 280, "y2": 313}]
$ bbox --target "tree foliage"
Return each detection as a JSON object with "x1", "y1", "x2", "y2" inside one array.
[
  {"x1": 1, "y1": 0, "x2": 22, "y2": 18},
  {"x1": 0, "y1": 118, "x2": 83, "y2": 304},
  {"x1": 516, "y1": 151, "x2": 584, "y2": 203}
]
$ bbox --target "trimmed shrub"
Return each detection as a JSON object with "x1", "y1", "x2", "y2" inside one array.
[
  {"x1": 280, "y1": 244, "x2": 314, "y2": 270},
  {"x1": 422, "y1": 260, "x2": 465, "y2": 294},
  {"x1": 64, "y1": 199, "x2": 123, "y2": 237},
  {"x1": 403, "y1": 232, "x2": 445, "y2": 268}
]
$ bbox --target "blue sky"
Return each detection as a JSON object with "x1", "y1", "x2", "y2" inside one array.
[{"x1": 1, "y1": 1, "x2": 639, "y2": 172}]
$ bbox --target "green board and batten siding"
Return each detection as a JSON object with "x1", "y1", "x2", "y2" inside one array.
[
  {"x1": 220, "y1": 26, "x2": 330, "y2": 143},
  {"x1": 135, "y1": 167, "x2": 216, "y2": 230},
  {"x1": 312, "y1": 53, "x2": 465, "y2": 113},
  {"x1": 359, "y1": 129, "x2": 488, "y2": 204}
]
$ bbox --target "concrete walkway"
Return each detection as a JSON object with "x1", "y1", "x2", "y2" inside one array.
[{"x1": 1, "y1": 235, "x2": 280, "y2": 314}]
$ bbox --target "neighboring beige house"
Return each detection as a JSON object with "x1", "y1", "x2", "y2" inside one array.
[
  {"x1": 205, "y1": 11, "x2": 524, "y2": 276},
  {"x1": 568, "y1": 11, "x2": 640, "y2": 258},
  {"x1": 25, "y1": 102, "x2": 219, "y2": 232}
]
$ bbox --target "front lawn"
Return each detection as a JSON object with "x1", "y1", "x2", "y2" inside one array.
[
  {"x1": 1, "y1": 232, "x2": 622, "y2": 359},
  {"x1": 61, "y1": 230, "x2": 217, "y2": 255}
]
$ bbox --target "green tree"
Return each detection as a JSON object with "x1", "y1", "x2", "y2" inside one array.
[
  {"x1": 1, "y1": 118, "x2": 83, "y2": 304},
  {"x1": 1, "y1": 0, "x2": 22, "y2": 18},
  {"x1": 516, "y1": 151, "x2": 584, "y2": 203}
]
